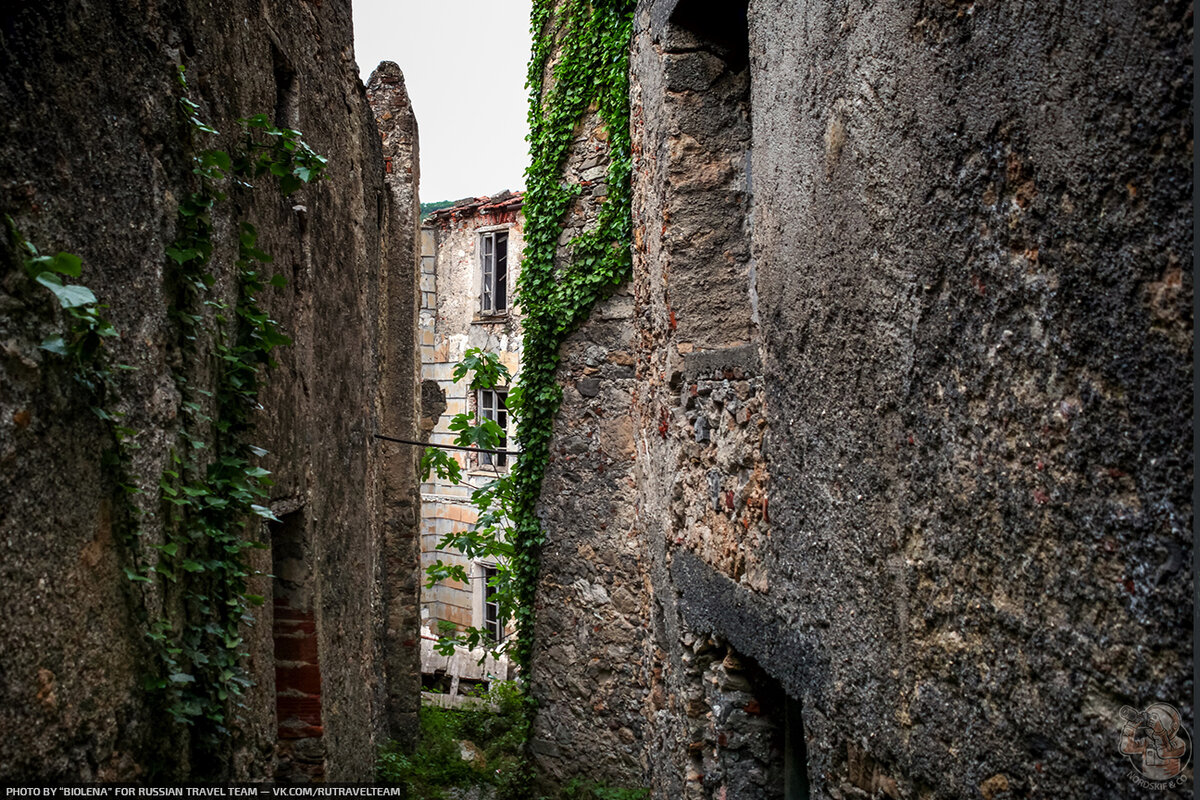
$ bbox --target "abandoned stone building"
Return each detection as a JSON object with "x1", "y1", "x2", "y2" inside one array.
[
  {"x1": 417, "y1": 192, "x2": 524, "y2": 697},
  {"x1": 524, "y1": 1, "x2": 1193, "y2": 799},
  {"x1": 1, "y1": 1, "x2": 422, "y2": 781},
  {"x1": 418, "y1": 192, "x2": 524, "y2": 637},
  {"x1": 0, "y1": 0, "x2": 1191, "y2": 795}
]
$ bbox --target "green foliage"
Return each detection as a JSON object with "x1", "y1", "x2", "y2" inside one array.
[
  {"x1": 377, "y1": 676, "x2": 645, "y2": 800},
  {"x1": 420, "y1": 200, "x2": 457, "y2": 218},
  {"x1": 6, "y1": 221, "x2": 118, "y2": 381},
  {"x1": 507, "y1": 0, "x2": 635, "y2": 672},
  {"x1": 421, "y1": 348, "x2": 518, "y2": 658},
  {"x1": 560, "y1": 780, "x2": 651, "y2": 800},
  {"x1": 378, "y1": 681, "x2": 532, "y2": 800},
  {"x1": 119, "y1": 63, "x2": 327, "y2": 760}
]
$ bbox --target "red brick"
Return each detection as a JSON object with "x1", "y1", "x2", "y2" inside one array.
[{"x1": 276, "y1": 663, "x2": 321, "y2": 695}]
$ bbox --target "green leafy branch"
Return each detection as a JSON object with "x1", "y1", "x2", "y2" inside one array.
[
  {"x1": 422, "y1": 349, "x2": 519, "y2": 659},
  {"x1": 6, "y1": 218, "x2": 118, "y2": 381}
]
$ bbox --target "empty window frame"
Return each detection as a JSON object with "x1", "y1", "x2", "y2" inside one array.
[
  {"x1": 480, "y1": 230, "x2": 508, "y2": 314},
  {"x1": 482, "y1": 564, "x2": 502, "y2": 643},
  {"x1": 478, "y1": 388, "x2": 509, "y2": 469}
]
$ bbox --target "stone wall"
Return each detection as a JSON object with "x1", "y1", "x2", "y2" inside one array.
[
  {"x1": 526, "y1": 8, "x2": 652, "y2": 785},
  {"x1": 530, "y1": 0, "x2": 1193, "y2": 798},
  {"x1": 366, "y1": 59, "x2": 424, "y2": 754},
  {"x1": 747, "y1": 0, "x2": 1192, "y2": 796},
  {"x1": 0, "y1": 0, "x2": 420, "y2": 780}
]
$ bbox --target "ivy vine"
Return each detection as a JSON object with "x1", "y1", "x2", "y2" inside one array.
[
  {"x1": 126, "y1": 65, "x2": 328, "y2": 761},
  {"x1": 11, "y1": 65, "x2": 326, "y2": 770},
  {"x1": 506, "y1": 0, "x2": 635, "y2": 672}
]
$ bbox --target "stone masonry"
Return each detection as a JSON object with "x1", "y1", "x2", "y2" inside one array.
[
  {"x1": 0, "y1": 0, "x2": 422, "y2": 780},
  {"x1": 367, "y1": 59, "x2": 425, "y2": 754},
  {"x1": 529, "y1": 1, "x2": 1193, "y2": 798}
]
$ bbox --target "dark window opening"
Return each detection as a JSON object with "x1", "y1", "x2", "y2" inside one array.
[
  {"x1": 784, "y1": 695, "x2": 811, "y2": 800},
  {"x1": 481, "y1": 230, "x2": 508, "y2": 314},
  {"x1": 482, "y1": 565, "x2": 502, "y2": 643},
  {"x1": 478, "y1": 389, "x2": 508, "y2": 469},
  {"x1": 669, "y1": 0, "x2": 750, "y2": 71}
]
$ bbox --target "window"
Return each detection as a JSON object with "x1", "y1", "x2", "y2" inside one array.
[
  {"x1": 482, "y1": 564, "x2": 502, "y2": 643},
  {"x1": 478, "y1": 388, "x2": 508, "y2": 469},
  {"x1": 480, "y1": 230, "x2": 508, "y2": 314}
]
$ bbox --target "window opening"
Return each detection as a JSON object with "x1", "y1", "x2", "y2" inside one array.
[
  {"x1": 482, "y1": 564, "x2": 502, "y2": 643},
  {"x1": 480, "y1": 230, "x2": 508, "y2": 314},
  {"x1": 478, "y1": 388, "x2": 508, "y2": 468}
]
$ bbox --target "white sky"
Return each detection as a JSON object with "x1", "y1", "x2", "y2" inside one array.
[{"x1": 352, "y1": 0, "x2": 533, "y2": 203}]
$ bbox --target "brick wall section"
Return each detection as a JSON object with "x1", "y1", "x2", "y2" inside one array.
[{"x1": 273, "y1": 600, "x2": 325, "y2": 781}]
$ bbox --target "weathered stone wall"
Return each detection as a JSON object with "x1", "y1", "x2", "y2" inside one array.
[
  {"x1": 366, "y1": 59, "x2": 424, "y2": 754},
  {"x1": 747, "y1": 1, "x2": 1192, "y2": 796},
  {"x1": 531, "y1": 0, "x2": 1192, "y2": 797},
  {"x1": 523, "y1": 8, "x2": 651, "y2": 784},
  {"x1": 0, "y1": 0, "x2": 420, "y2": 780},
  {"x1": 626, "y1": 5, "x2": 779, "y2": 797}
]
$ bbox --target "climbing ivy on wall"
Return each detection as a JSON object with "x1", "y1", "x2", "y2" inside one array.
[
  {"x1": 120, "y1": 65, "x2": 329, "y2": 763},
  {"x1": 9, "y1": 64, "x2": 328, "y2": 768},
  {"x1": 507, "y1": 0, "x2": 635, "y2": 671}
]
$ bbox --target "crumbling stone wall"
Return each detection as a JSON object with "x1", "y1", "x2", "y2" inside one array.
[
  {"x1": 0, "y1": 0, "x2": 420, "y2": 780},
  {"x1": 366, "y1": 60, "x2": 424, "y2": 754},
  {"x1": 525, "y1": 10, "x2": 652, "y2": 783},
  {"x1": 531, "y1": 0, "x2": 1192, "y2": 798}
]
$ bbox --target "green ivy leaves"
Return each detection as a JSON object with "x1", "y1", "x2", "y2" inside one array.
[
  {"x1": 505, "y1": 0, "x2": 635, "y2": 672},
  {"x1": 421, "y1": 349, "x2": 520, "y2": 658},
  {"x1": 6, "y1": 219, "x2": 119, "y2": 368}
]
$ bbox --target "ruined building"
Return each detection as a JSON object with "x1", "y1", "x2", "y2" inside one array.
[
  {"x1": 0, "y1": 0, "x2": 1191, "y2": 793},
  {"x1": 1, "y1": 2, "x2": 422, "y2": 780},
  {"x1": 418, "y1": 192, "x2": 524, "y2": 638},
  {"x1": 527, "y1": 1, "x2": 1193, "y2": 799},
  {"x1": 417, "y1": 192, "x2": 524, "y2": 700}
]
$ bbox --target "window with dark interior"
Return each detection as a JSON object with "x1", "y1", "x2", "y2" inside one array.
[
  {"x1": 478, "y1": 388, "x2": 508, "y2": 468},
  {"x1": 482, "y1": 564, "x2": 502, "y2": 642},
  {"x1": 480, "y1": 230, "x2": 508, "y2": 314}
]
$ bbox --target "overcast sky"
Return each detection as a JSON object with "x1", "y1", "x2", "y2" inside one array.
[{"x1": 352, "y1": 1, "x2": 533, "y2": 203}]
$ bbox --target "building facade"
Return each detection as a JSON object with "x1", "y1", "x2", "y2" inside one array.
[{"x1": 419, "y1": 192, "x2": 524, "y2": 658}]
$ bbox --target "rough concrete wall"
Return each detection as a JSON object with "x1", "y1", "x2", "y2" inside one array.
[
  {"x1": 419, "y1": 198, "x2": 524, "y2": 635},
  {"x1": 748, "y1": 1, "x2": 1193, "y2": 796},
  {"x1": 533, "y1": 0, "x2": 1192, "y2": 797},
  {"x1": 0, "y1": 0, "x2": 416, "y2": 780},
  {"x1": 366, "y1": 60, "x2": 424, "y2": 754}
]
